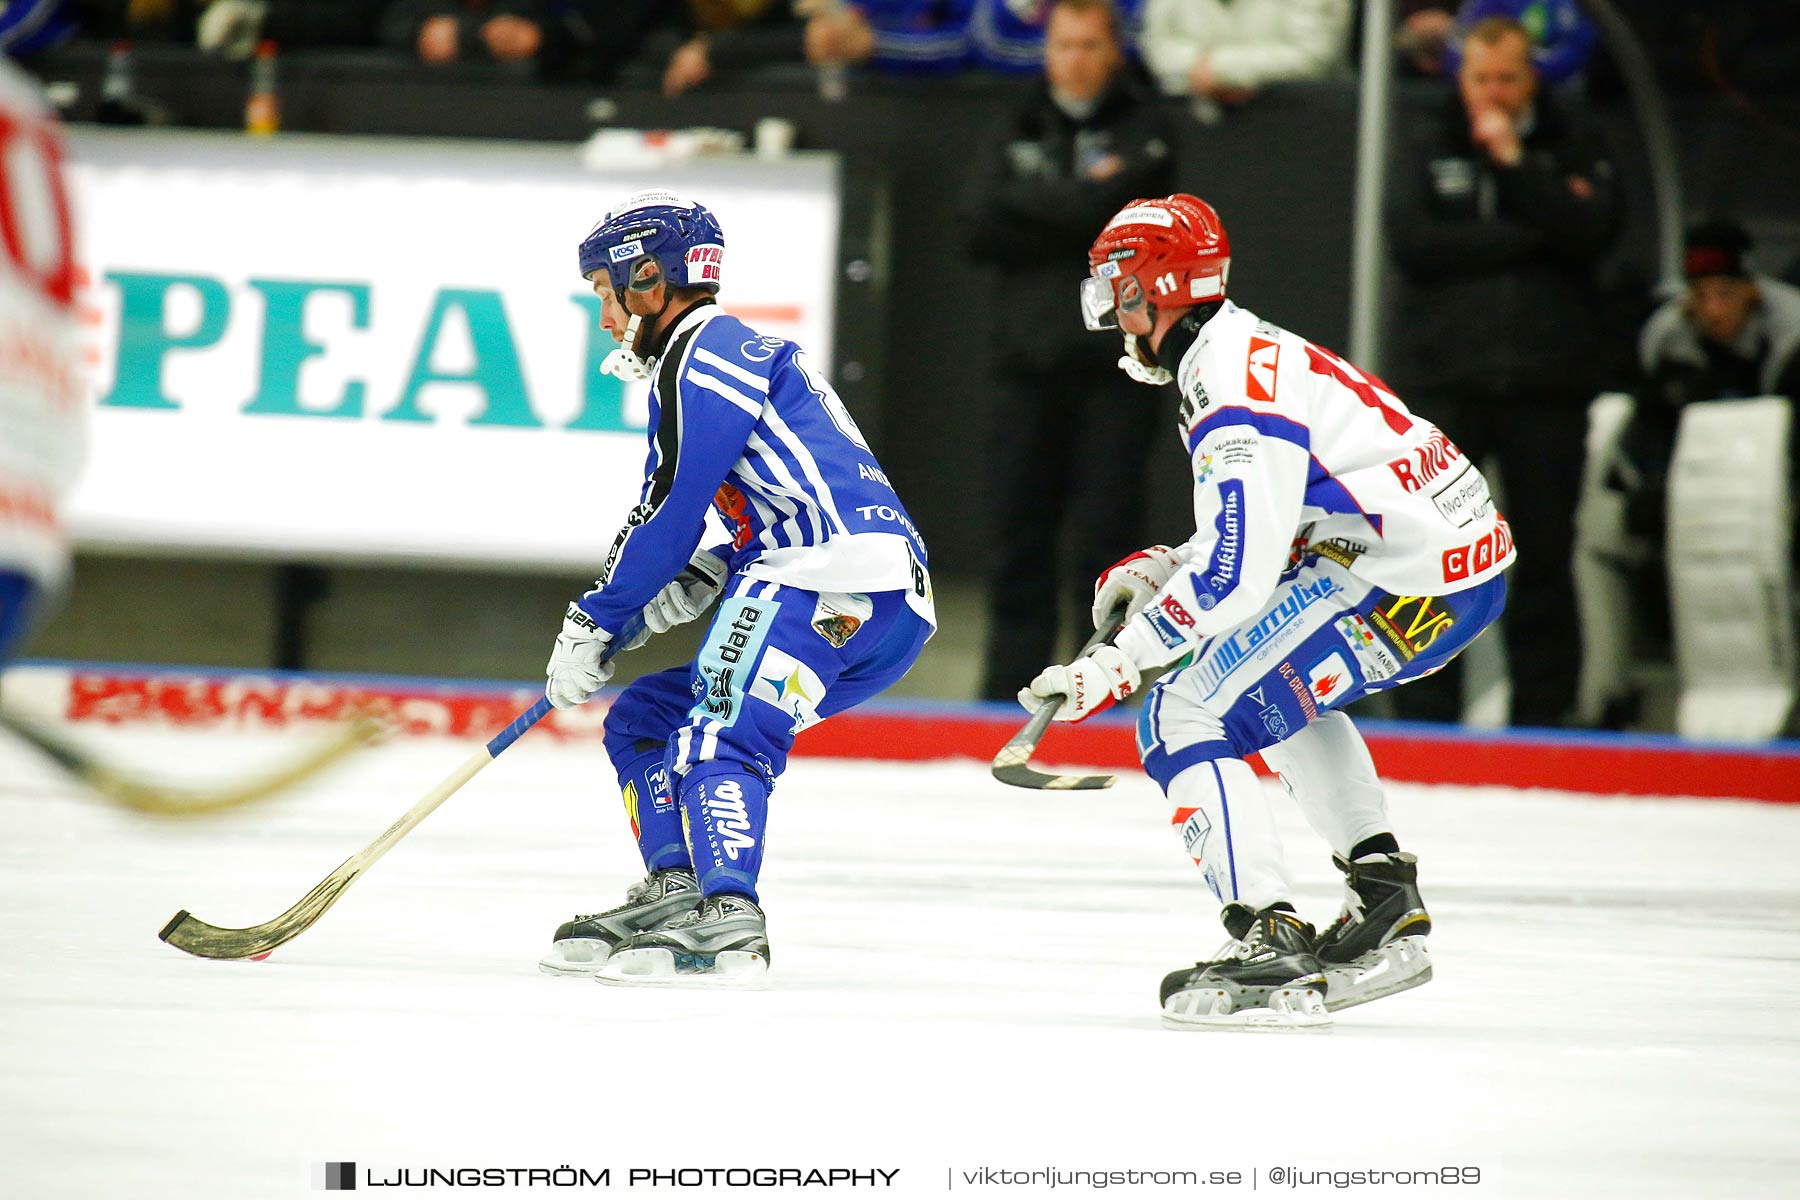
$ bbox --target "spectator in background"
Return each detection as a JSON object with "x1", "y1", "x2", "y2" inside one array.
[
  {"x1": 382, "y1": 0, "x2": 545, "y2": 69},
  {"x1": 969, "y1": 0, "x2": 1142, "y2": 75},
  {"x1": 965, "y1": 0, "x2": 1172, "y2": 702},
  {"x1": 662, "y1": 1, "x2": 973, "y2": 96},
  {"x1": 660, "y1": 0, "x2": 800, "y2": 97},
  {"x1": 1397, "y1": 0, "x2": 1595, "y2": 87},
  {"x1": 1607, "y1": 220, "x2": 1800, "y2": 544},
  {"x1": 1138, "y1": 0, "x2": 1351, "y2": 109},
  {"x1": 530, "y1": 1, "x2": 669, "y2": 84},
  {"x1": 1385, "y1": 15, "x2": 1620, "y2": 727}
]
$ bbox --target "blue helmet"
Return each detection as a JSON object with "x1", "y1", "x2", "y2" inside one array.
[{"x1": 577, "y1": 191, "x2": 725, "y2": 295}]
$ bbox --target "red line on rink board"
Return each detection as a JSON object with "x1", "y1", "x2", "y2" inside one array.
[{"x1": 12, "y1": 664, "x2": 1797, "y2": 804}]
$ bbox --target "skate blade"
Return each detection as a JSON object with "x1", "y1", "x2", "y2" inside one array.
[
  {"x1": 1161, "y1": 986, "x2": 1332, "y2": 1032},
  {"x1": 538, "y1": 939, "x2": 613, "y2": 977},
  {"x1": 595, "y1": 946, "x2": 770, "y2": 990},
  {"x1": 1321, "y1": 937, "x2": 1432, "y2": 1012}
]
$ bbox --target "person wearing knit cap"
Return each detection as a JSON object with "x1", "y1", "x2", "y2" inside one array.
[{"x1": 1579, "y1": 219, "x2": 1800, "y2": 728}]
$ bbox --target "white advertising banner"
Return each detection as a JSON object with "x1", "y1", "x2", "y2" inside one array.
[{"x1": 62, "y1": 130, "x2": 841, "y2": 569}]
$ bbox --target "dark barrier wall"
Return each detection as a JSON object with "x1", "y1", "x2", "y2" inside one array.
[{"x1": 30, "y1": 46, "x2": 1800, "y2": 584}]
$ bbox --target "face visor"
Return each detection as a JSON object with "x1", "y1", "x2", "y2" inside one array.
[{"x1": 1079, "y1": 269, "x2": 1150, "y2": 332}]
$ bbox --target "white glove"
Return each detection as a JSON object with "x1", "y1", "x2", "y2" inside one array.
[
  {"x1": 1092, "y1": 544, "x2": 1184, "y2": 629},
  {"x1": 545, "y1": 603, "x2": 617, "y2": 709},
  {"x1": 643, "y1": 549, "x2": 728, "y2": 635},
  {"x1": 1017, "y1": 645, "x2": 1141, "y2": 723}
]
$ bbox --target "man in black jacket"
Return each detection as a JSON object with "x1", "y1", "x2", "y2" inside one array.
[
  {"x1": 1385, "y1": 14, "x2": 1620, "y2": 727},
  {"x1": 968, "y1": 0, "x2": 1174, "y2": 701}
]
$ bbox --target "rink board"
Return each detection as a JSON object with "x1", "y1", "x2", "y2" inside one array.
[{"x1": 4, "y1": 660, "x2": 1797, "y2": 803}]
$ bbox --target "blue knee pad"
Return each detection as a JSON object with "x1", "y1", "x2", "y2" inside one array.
[
  {"x1": 604, "y1": 669, "x2": 696, "y2": 873},
  {"x1": 679, "y1": 760, "x2": 770, "y2": 901},
  {"x1": 613, "y1": 746, "x2": 687, "y2": 872}
]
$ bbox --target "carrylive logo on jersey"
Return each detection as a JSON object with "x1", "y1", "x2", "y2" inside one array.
[{"x1": 1193, "y1": 575, "x2": 1343, "y2": 697}]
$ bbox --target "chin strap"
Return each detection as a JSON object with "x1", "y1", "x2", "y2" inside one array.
[
  {"x1": 1117, "y1": 334, "x2": 1173, "y2": 386},
  {"x1": 600, "y1": 314, "x2": 654, "y2": 381}
]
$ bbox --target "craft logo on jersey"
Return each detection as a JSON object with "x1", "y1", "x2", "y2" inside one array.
[
  {"x1": 1307, "y1": 652, "x2": 1353, "y2": 708},
  {"x1": 702, "y1": 778, "x2": 756, "y2": 861},
  {"x1": 750, "y1": 646, "x2": 825, "y2": 733},
  {"x1": 1442, "y1": 516, "x2": 1512, "y2": 583},
  {"x1": 1246, "y1": 335, "x2": 1280, "y2": 403}
]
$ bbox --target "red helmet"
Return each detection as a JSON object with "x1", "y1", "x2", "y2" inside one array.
[{"x1": 1081, "y1": 194, "x2": 1231, "y2": 332}]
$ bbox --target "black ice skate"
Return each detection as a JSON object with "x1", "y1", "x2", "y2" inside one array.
[
  {"x1": 538, "y1": 868, "x2": 701, "y2": 976},
  {"x1": 1160, "y1": 904, "x2": 1330, "y2": 1031},
  {"x1": 596, "y1": 893, "x2": 770, "y2": 989},
  {"x1": 1312, "y1": 851, "x2": 1433, "y2": 1011}
]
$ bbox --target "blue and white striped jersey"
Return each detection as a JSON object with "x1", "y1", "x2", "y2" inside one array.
[{"x1": 577, "y1": 305, "x2": 933, "y2": 637}]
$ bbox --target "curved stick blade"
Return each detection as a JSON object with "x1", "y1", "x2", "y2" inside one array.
[
  {"x1": 991, "y1": 701, "x2": 1117, "y2": 790},
  {"x1": 159, "y1": 863, "x2": 359, "y2": 960}
]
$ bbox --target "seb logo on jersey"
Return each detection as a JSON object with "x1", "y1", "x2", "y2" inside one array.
[{"x1": 1246, "y1": 335, "x2": 1280, "y2": 403}]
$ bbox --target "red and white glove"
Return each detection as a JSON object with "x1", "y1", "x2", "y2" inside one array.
[
  {"x1": 1017, "y1": 645, "x2": 1141, "y2": 723},
  {"x1": 1092, "y1": 545, "x2": 1184, "y2": 629}
]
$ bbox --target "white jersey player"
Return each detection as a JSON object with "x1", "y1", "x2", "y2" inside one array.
[
  {"x1": 0, "y1": 60, "x2": 82, "y2": 667},
  {"x1": 1022, "y1": 194, "x2": 1514, "y2": 1028}
]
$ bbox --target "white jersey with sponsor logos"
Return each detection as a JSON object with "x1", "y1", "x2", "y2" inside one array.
[
  {"x1": 1114, "y1": 301, "x2": 1514, "y2": 671},
  {"x1": 0, "y1": 61, "x2": 82, "y2": 591}
]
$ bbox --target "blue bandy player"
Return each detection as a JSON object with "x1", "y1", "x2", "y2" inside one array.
[{"x1": 539, "y1": 192, "x2": 935, "y2": 988}]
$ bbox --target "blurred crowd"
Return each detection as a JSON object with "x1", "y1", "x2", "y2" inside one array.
[
  {"x1": 8, "y1": 0, "x2": 1800, "y2": 733},
  {"x1": 0, "y1": 1, "x2": 1790, "y2": 100}
]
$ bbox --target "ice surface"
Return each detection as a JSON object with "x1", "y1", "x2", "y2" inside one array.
[{"x1": 2, "y1": 726, "x2": 1798, "y2": 1198}]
